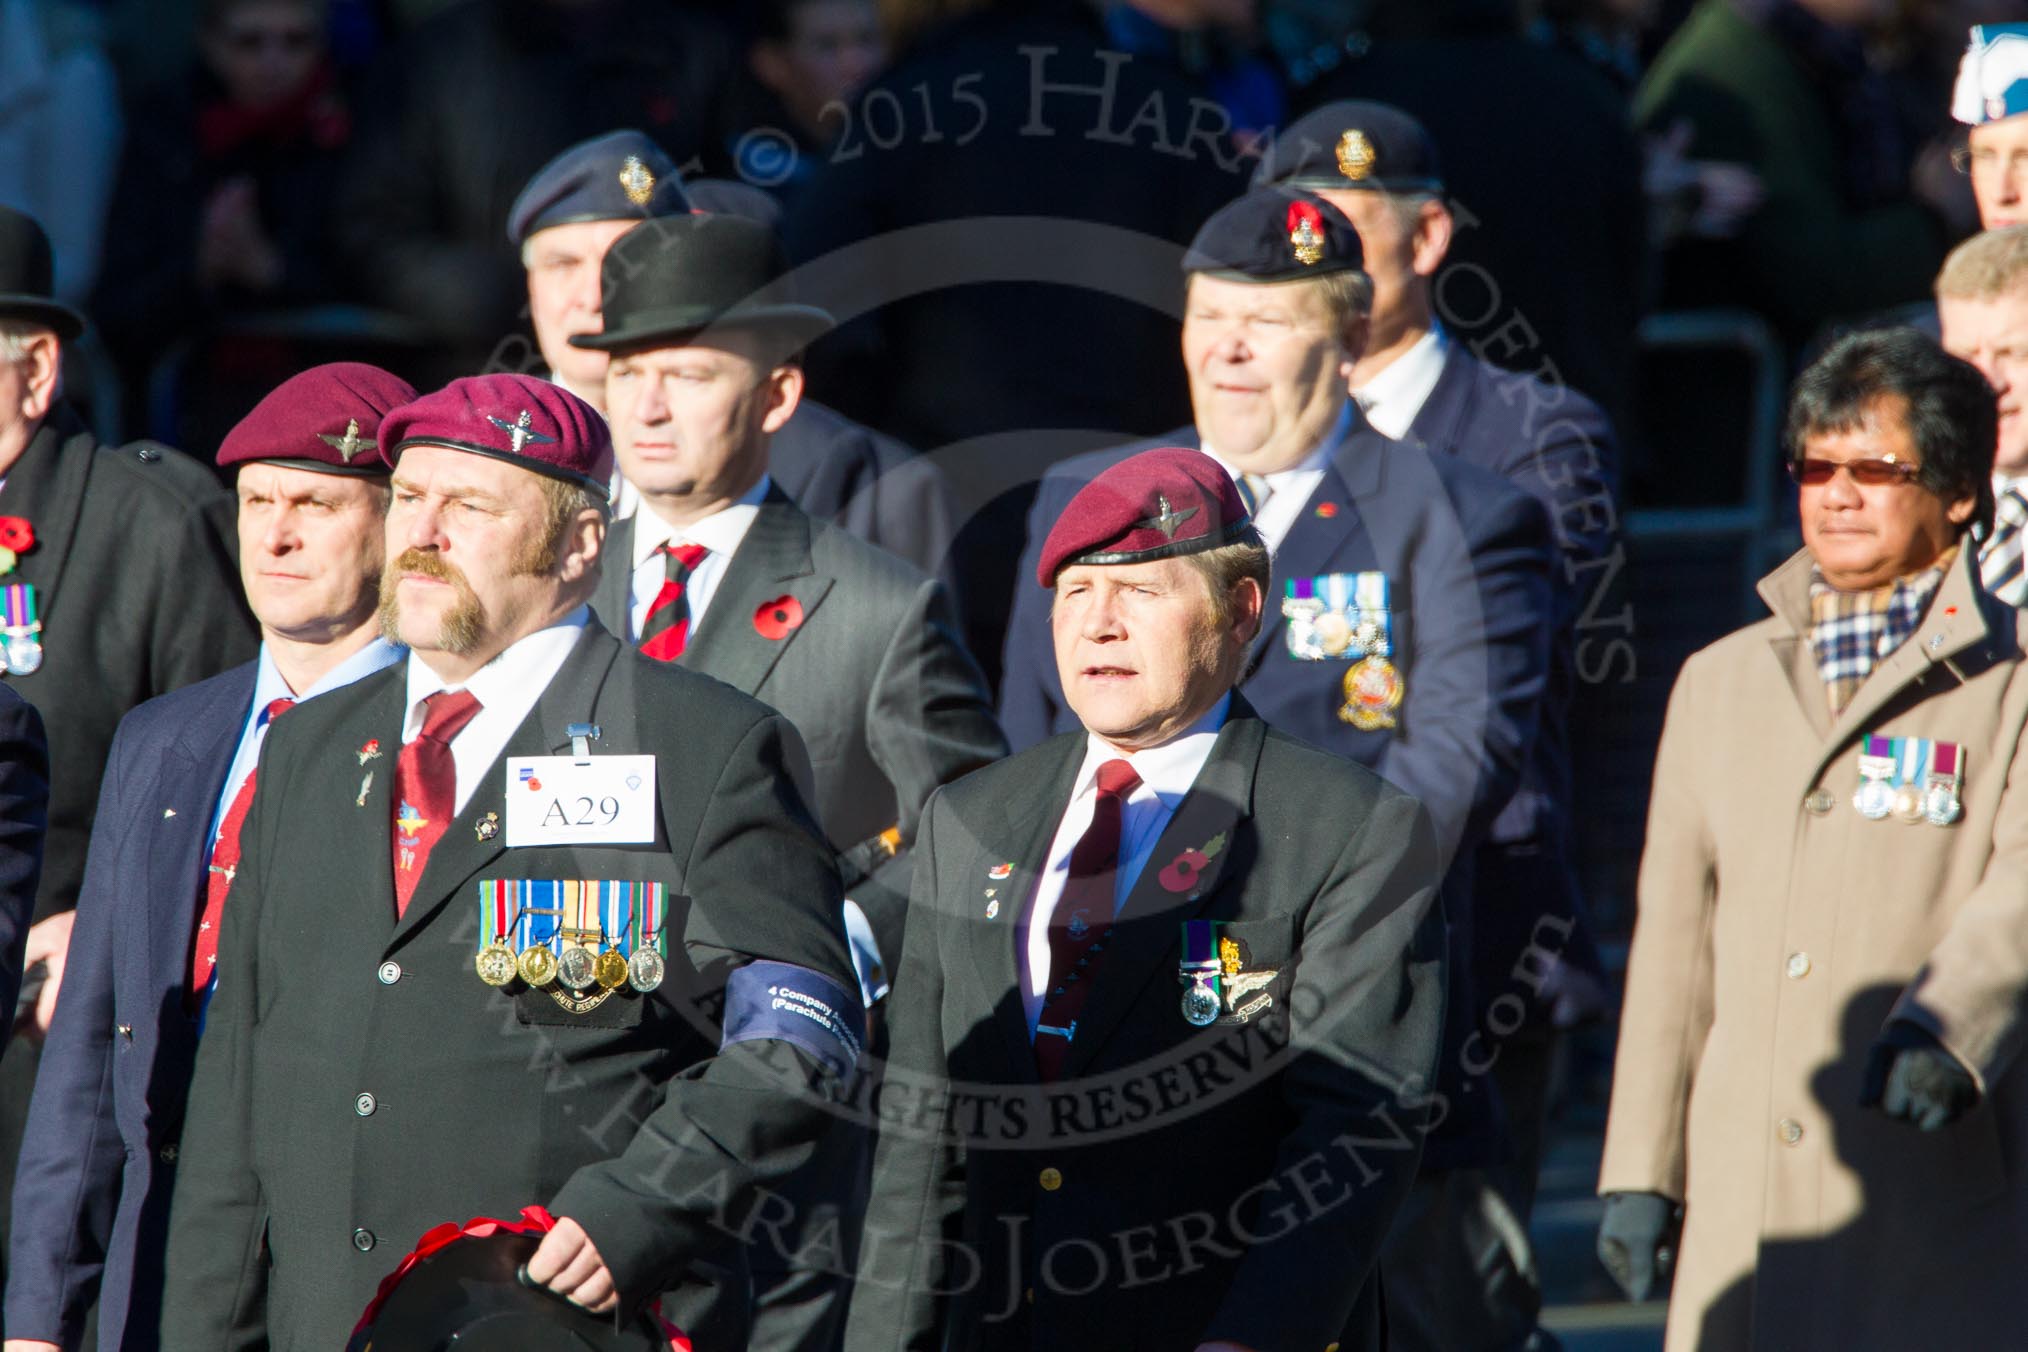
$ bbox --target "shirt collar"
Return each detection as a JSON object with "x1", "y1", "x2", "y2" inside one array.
[
  {"x1": 1352, "y1": 324, "x2": 1450, "y2": 439},
  {"x1": 631, "y1": 474, "x2": 772, "y2": 570},
  {"x1": 1201, "y1": 403, "x2": 1350, "y2": 488},
  {"x1": 402, "y1": 607, "x2": 588, "y2": 736},
  {"x1": 254, "y1": 636, "x2": 405, "y2": 708},
  {"x1": 1073, "y1": 692, "x2": 1232, "y2": 803}
]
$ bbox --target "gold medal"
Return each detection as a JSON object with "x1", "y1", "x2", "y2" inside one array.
[
  {"x1": 1339, "y1": 655, "x2": 1404, "y2": 730},
  {"x1": 475, "y1": 942, "x2": 517, "y2": 987},
  {"x1": 517, "y1": 944, "x2": 557, "y2": 988},
  {"x1": 1313, "y1": 611, "x2": 1354, "y2": 657},
  {"x1": 594, "y1": 948, "x2": 629, "y2": 990},
  {"x1": 1892, "y1": 784, "x2": 1925, "y2": 824}
]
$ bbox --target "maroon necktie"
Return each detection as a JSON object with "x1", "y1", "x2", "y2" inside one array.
[
  {"x1": 1034, "y1": 758, "x2": 1141, "y2": 1081},
  {"x1": 391, "y1": 689, "x2": 483, "y2": 916},
  {"x1": 639, "y1": 542, "x2": 710, "y2": 662},
  {"x1": 189, "y1": 697, "x2": 294, "y2": 1001}
]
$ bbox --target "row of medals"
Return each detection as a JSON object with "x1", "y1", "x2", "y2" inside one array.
[
  {"x1": 475, "y1": 933, "x2": 665, "y2": 993},
  {"x1": 1854, "y1": 775, "x2": 1962, "y2": 826}
]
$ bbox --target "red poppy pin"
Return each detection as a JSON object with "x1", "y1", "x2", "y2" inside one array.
[
  {"x1": 1315, "y1": 502, "x2": 1340, "y2": 519},
  {"x1": 754, "y1": 595, "x2": 805, "y2": 640},
  {"x1": 1158, "y1": 832, "x2": 1227, "y2": 893},
  {"x1": 357, "y1": 738, "x2": 382, "y2": 765},
  {"x1": 0, "y1": 517, "x2": 35, "y2": 575}
]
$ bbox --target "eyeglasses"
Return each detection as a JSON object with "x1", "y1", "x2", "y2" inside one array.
[
  {"x1": 1787, "y1": 457, "x2": 1923, "y2": 487},
  {"x1": 1952, "y1": 145, "x2": 2028, "y2": 177}
]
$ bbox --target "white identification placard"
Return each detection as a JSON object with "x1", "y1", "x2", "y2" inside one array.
[{"x1": 504, "y1": 754, "x2": 658, "y2": 847}]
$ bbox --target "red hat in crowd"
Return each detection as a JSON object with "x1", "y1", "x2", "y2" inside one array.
[
  {"x1": 380, "y1": 373, "x2": 613, "y2": 496},
  {"x1": 1036, "y1": 447, "x2": 1256, "y2": 586},
  {"x1": 216, "y1": 362, "x2": 417, "y2": 477}
]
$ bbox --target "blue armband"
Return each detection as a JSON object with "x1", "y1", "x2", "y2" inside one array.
[{"x1": 722, "y1": 961, "x2": 866, "y2": 1077}]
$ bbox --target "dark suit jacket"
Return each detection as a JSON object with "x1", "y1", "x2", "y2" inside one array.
[
  {"x1": 4, "y1": 665, "x2": 251, "y2": 1350},
  {"x1": 592, "y1": 490, "x2": 1007, "y2": 961},
  {"x1": 997, "y1": 419, "x2": 1553, "y2": 1168},
  {"x1": 770, "y1": 401, "x2": 963, "y2": 605},
  {"x1": 843, "y1": 703, "x2": 1446, "y2": 1352},
  {"x1": 0, "y1": 407, "x2": 254, "y2": 925},
  {"x1": 1406, "y1": 345, "x2": 1619, "y2": 999},
  {"x1": 159, "y1": 623, "x2": 857, "y2": 1350},
  {"x1": 0, "y1": 685, "x2": 49, "y2": 1050}
]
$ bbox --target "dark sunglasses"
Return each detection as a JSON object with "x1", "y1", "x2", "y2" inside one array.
[{"x1": 1788, "y1": 457, "x2": 1922, "y2": 487}]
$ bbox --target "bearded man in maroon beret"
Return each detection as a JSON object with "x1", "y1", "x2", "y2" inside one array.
[
  {"x1": 5, "y1": 361, "x2": 411, "y2": 1352},
  {"x1": 845, "y1": 446, "x2": 1448, "y2": 1352},
  {"x1": 159, "y1": 372, "x2": 861, "y2": 1352}
]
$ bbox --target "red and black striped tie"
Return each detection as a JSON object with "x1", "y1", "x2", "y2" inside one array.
[{"x1": 640, "y1": 542, "x2": 709, "y2": 662}]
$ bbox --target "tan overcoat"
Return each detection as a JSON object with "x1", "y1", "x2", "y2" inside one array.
[{"x1": 1600, "y1": 545, "x2": 2028, "y2": 1350}]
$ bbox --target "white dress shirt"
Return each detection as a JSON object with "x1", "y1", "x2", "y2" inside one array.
[
  {"x1": 1201, "y1": 404, "x2": 1351, "y2": 554},
  {"x1": 1020, "y1": 694, "x2": 1231, "y2": 1033},
  {"x1": 624, "y1": 475, "x2": 771, "y2": 642},
  {"x1": 1353, "y1": 324, "x2": 1450, "y2": 440},
  {"x1": 210, "y1": 638, "x2": 405, "y2": 845},
  {"x1": 400, "y1": 607, "x2": 588, "y2": 815}
]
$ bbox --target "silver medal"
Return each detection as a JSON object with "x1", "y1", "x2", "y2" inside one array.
[
  {"x1": 628, "y1": 945, "x2": 666, "y2": 993},
  {"x1": 557, "y1": 944, "x2": 597, "y2": 991},
  {"x1": 1925, "y1": 782, "x2": 1963, "y2": 826},
  {"x1": 5, "y1": 635, "x2": 40, "y2": 675},
  {"x1": 1181, "y1": 980, "x2": 1221, "y2": 1027},
  {"x1": 1854, "y1": 778, "x2": 1895, "y2": 821}
]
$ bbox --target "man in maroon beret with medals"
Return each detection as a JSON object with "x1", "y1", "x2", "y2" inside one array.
[
  {"x1": 159, "y1": 372, "x2": 861, "y2": 1351},
  {"x1": 5, "y1": 362, "x2": 410, "y2": 1352},
  {"x1": 846, "y1": 446, "x2": 1447, "y2": 1352}
]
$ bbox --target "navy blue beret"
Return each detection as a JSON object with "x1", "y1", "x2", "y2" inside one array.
[
  {"x1": 1183, "y1": 187, "x2": 1364, "y2": 283},
  {"x1": 506, "y1": 130, "x2": 692, "y2": 245},
  {"x1": 1253, "y1": 101, "x2": 1445, "y2": 195}
]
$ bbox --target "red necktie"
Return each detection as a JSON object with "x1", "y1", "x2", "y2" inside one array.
[
  {"x1": 1034, "y1": 758, "x2": 1141, "y2": 1081},
  {"x1": 391, "y1": 689, "x2": 483, "y2": 916},
  {"x1": 639, "y1": 542, "x2": 709, "y2": 662},
  {"x1": 190, "y1": 697, "x2": 294, "y2": 1002}
]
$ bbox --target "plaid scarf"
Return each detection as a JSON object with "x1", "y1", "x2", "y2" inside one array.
[{"x1": 1809, "y1": 547, "x2": 1957, "y2": 715}]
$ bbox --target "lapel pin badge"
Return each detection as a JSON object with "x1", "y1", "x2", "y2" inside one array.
[
  {"x1": 1159, "y1": 833, "x2": 1227, "y2": 893},
  {"x1": 356, "y1": 771, "x2": 373, "y2": 807},
  {"x1": 357, "y1": 738, "x2": 382, "y2": 765},
  {"x1": 753, "y1": 595, "x2": 805, "y2": 640},
  {"x1": 988, "y1": 862, "x2": 1013, "y2": 880},
  {"x1": 985, "y1": 898, "x2": 1000, "y2": 919},
  {"x1": 163, "y1": 807, "x2": 177, "y2": 819},
  {"x1": 476, "y1": 811, "x2": 500, "y2": 842}
]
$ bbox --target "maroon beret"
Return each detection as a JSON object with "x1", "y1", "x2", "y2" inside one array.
[
  {"x1": 380, "y1": 373, "x2": 613, "y2": 496},
  {"x1": 216, "y1": 362, "x2": 417, "y2": 476},
  {"x1": 1037, "y1": 447, "x2": 1255, "y2": 586}
]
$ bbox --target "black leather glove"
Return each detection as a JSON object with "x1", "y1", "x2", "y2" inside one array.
[
  {"x1": 1860, "y1": 1021, "x2": 1979, "y2": 1131},
  {"x1": 1596, "y1": 1190, "x2": 1681, "y2": 1302}
]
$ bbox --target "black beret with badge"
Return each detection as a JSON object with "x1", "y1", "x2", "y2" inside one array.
[
  {"x1": 506, "y1": 129, "x2": 694, "y2": 246},
  {"x1": 1183, "y1": 186, "x2": 1365, "y2": 282},
  {"x1": 1252, "y1": 100, "x2": 1446, "y2": 195}
]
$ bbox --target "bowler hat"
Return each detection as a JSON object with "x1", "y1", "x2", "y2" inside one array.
[
  {"x1": 0, "y1": 207, "x2": 84, "y2": 340},
  {"x1": 570, "y1": 214, "x2": 833, "y2": 354}
]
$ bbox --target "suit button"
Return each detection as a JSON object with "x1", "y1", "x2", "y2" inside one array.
[
  {"x1": 158, "y1": 1144, "x2": 178, "y2": 1163},
  {"x1": 355, "y1": 1093, "x2": 376, "y2": 1117},
  {"x1": 1038, "y1": 1167, "x2": 1062, "y2": 1192},
  {"x1": 353, "y1": 1228, "x2": 376, "y2": 1252},
  {"x1": 1786, "y1": 952, "x2": 1812, "y2": 980},
  {"x1": 1804, "y1": 790, "x2": 1834, "y2": 815},
  {"x1": 1778, "y1": 1118, "x2": 1803, "y2": 1145},
  {"x1": 378, "y1": 961, "x2": 401, "y2": 985}
]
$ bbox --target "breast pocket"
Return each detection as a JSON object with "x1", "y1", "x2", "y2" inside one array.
[{"x1": 1209, "y1": 916, "x2": 1299, "y2": 1027}]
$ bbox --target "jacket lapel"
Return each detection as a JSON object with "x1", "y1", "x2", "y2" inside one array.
[
  {"x1": 0, "y1": 410, "x2": 95, "y2": 630},
  {"x1": 1248, "y1": 422, "x2": 1388, "y2": 671},
  {"x1": 591, "y1": 514, "x2": 638, "y2": 639},
  {"x1": 386, "y1": 629, "x2": 623, "y2": 951},
  {"x1": 680, "y1": 493, "x2": 833, "y2": 696},
  {"x1": 148, "y1": 669, "x2": 258, "y2": 996},
  {"x1": 1063, "y1": 712, "x2": 1262, "y2": 1078},
  {"x1": 1402, "y1": 343, "x2": 1474, "y2": 456},
  {"x1": 965, "y1": 735, "x2": 1083, "y2": 1084}
]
